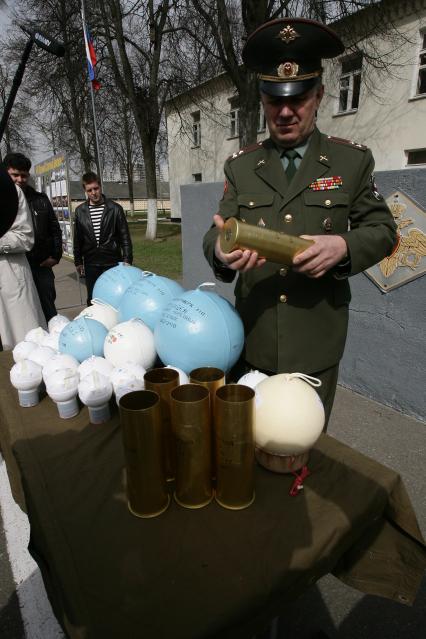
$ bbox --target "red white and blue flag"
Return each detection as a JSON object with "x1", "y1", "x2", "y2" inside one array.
[{"x1": 83, "y1": 22, "x2": 101, "y2": 91}]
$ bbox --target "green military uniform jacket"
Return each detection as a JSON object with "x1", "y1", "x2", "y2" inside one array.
[{"x1": 203, "y1": 127, "x2": 397, "y2": 374}]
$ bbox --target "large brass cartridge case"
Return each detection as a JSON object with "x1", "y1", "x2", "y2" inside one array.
[
  {"x1": 215, "y1": 384, "x2": 255, "y2": 510},
  {"x1": 119, "y1": 390, "x2": 169, "y2": 518},
  {"x1": 189, "y1": 367, "x2": 225, "y2": 479},
  {"x1": 220, "y1": 217, "x2": 313, "y2": 265},
  {"x1": 144, "y1": 368, "x2": 179, "y2": 481},
  {"x1": 171, "y1": 384, "x2": 213, "y2": 509},
  {"x1": 189, "y1": 367, "x2": 225, "y2": 400}
]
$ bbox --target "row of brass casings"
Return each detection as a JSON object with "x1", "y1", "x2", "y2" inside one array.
[{"x1": 119, "y1": 367, "x2": 255, "y2": 518}]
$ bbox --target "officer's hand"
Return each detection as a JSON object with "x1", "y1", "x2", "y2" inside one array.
[
  {"x1": 76, "y1": 265, "x2": 85, "y2": 277},
  {"x1": 40, "y1": 257, "x2": 57, "y2": 268},
  {"x1": 292, "y1": 235, "x2": 348, "y2": 278},
  {"x1": 213, "y1": 214, "x2": 266, "y2": 272}
]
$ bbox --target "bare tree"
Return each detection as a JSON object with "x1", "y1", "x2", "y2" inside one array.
[
  {"x1": 179, "y1": 0, "x2": 414, "y2": 145},
  {"x1": 0, "y1": 60, "x2": 34, "y2": 159},
  {"x1": 95, "y1": 0, "x2": 177, "y2": 240},
  {"x1": 4, "y1": 0, "x2": 98, "y2": 172},
  {"x1": 101, "y1": 90, "x2": 144, "y2": 215},
  {"x1": 183, "y1": 0, "x2": 292, "y2": 147}
]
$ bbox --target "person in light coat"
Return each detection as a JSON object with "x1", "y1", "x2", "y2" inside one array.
[{"x1": 0, "y1": 184, "x2": 46, "y2": 350}]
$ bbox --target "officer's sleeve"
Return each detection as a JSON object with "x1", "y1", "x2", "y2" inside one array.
[
  {"x1": 0, "y1": 185, "x2": 34, "y2": 254},
  {"x1": 202, "y1": 159, "x2": 239, "y2": 283},
  {"x1": 340, "y1": 150, "x2": 397, "y2": 276}
]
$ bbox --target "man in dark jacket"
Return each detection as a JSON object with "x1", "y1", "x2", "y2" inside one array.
[
  {"x1": 73, "y1": 172, "x2": 133, "y2": 305},
  {"x1": 4, "y1": 152, "x2": 62, "y2": 323}
]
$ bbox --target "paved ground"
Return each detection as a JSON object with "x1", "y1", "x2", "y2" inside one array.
[
  {"x1": 0, "y1": 258, "x2": 425, "y2": 638},
  {"x1": 54, "y1": 256, "x2": 87, "y2": 319}
]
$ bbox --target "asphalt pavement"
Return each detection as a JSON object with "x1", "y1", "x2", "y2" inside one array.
[{"x1": 0, "y1": 257, "x2": 425, "y2": 639}]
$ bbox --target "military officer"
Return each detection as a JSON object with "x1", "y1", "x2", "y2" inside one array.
[{"x1": 203, "y1": 18, "x2": 397, "y2": 425}]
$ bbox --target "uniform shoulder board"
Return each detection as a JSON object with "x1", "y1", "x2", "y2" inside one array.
[
  {"x1": 327, "y1": 136, "x2": 367, "y2": 151},
  {"x1": 228, "y1": 141, "x2": 263, "y2": 161}
]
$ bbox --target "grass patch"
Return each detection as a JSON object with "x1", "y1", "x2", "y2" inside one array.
[
  {"x1": 128, "y1": 221, "x2": 182, "y2": 281},
  {"x1": 126, "y1": 209, "x2": 170, "y2": 219}
]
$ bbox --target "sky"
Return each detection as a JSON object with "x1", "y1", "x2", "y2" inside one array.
[{"x1": 0, "y1": 1, "x2": 10, "y2": 26}]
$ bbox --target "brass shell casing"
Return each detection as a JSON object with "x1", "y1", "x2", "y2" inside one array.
[
  {"x1": 171, "y1": 384, "x2": 213, "y2": 509},
  {"x1": 189, "y1": 367, "x2": 225, "y2": 400},
  {"x1": 220, "y1": 217, "x2": 313, "y2": 265},
  {"x1": 215, "y1": 384, "x2": 255, "y2": 510},
  {"x1": 189, "y1": 367, "x2": 226, "y2": 480},
  {"x1": 144, "y1": 368, "x2": 179, "y2": 481},
  {"x1": 119, "y1": 390, "x2": 170, "y2": 518}
]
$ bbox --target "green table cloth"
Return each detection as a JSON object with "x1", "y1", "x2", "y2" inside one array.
[{"x1": 0, "y1": 352, "x2": 424, "y2": 639}]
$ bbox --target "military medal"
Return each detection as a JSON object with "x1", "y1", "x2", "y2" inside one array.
[{"x1": 309, "y1": 176, "x2": 343, "y2": 191}]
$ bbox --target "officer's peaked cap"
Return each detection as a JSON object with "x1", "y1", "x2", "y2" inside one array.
[{"x1": 242, "y1": 18, "x2": 344, "y2": 97}]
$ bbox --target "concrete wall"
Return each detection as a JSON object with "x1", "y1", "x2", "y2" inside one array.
[
  {"x1": 181, "y1": 183, "x2": 235, "y2": 301},
  {"x1": 181, "y1": 180, "x2": 426, "y2": 422}
]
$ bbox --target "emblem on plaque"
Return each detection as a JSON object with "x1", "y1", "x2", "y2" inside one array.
[
  {"x1": 277, "y1": 62, "x2": 299, "y2": 79},
  {"x1": 370, "y1": 173, "x2": 383, "y2": 200},
  {"x1": 277, "y1": 25, "x2": 300, "y2": 44},
  {"x1": 366, "y1": 191, "x2": 426, "y2": 292}
]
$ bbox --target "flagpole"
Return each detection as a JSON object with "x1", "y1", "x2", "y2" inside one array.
[{"x1": 81, "y1": 0, "x2": 103, "y2": 191}]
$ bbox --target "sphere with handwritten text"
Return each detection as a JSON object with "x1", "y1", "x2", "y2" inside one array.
[
  {"x1": 77, "y1": 300, "x2": 119, "y2": 330},
  {"x1": 118, "y1": 272, "x2": 185, "y2": 330},
  {"x1": 92, "y1": 262, "x2": 144, "y2": 309},
  {"x1": 154, "y1": 284, "x2": 244, "y2": 374},
  {"x1": 58, "y1": 317, "x2": 108, "y2": 363},
  {"x1": 104, "y1": 319, "x2": 156, "y2": 369}
]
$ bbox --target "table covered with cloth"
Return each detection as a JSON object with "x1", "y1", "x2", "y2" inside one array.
[{"x1": 0, "y1": 351, "x2": 425, "y2": 639}]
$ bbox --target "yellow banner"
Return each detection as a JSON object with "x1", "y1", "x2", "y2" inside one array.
[{"x1": 34, "y1": 155, "x2": 65, "y2": 176}]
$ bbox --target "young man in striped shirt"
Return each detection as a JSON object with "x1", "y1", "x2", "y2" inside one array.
[{"x1": 73, "y1": 172, "x2": 133, "y2": 305}]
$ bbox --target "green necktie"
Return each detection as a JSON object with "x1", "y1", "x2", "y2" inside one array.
[{"x1": 284, "y1": 149, "x2": 299, "y2": 182}]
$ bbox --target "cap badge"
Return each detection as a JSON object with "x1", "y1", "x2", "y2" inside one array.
[
  {"x1": 278, "y1": 62, "x2": 299, "y2": 79},
  {"x1": 277, "y1": 25, "x2": 300, "y2": 44}
]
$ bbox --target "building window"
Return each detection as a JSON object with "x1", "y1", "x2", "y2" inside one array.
[
  {"x1": 193, "y1": 173, "x2": 202, "y2": 182},
  {"x1": 258, "y1": 103, "x2": 266, "y2": 132},
  {"x1": 192, "y1": 111, "x2": 201, "y2": 147},
  {"x1": 338, "y1": 54, "x2": 362, "y2": 113},
  {"x1": 119, "y1": 164, "x2": 127, "y2": 181},
  {"x1": 230, "y1": 108, "x2": 239, "y2": 138},
  {"x1": 406, "y1": 148, "x2": 426, "y2": 165},
  {"x1": 228, "y1": 97, "x2": 240, "y2": 138},
  {"x1": 134, "y1": 162, "x2": 145, "y2": 181},
  {"x1": 416, "y1": 32, "x2": 426, "y2": 95}
]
